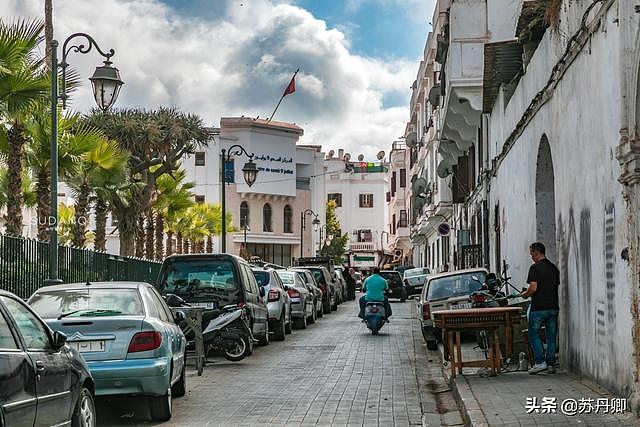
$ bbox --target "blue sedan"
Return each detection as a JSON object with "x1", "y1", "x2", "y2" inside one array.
[{"x1": 28, "y1": 282, "x2": 187, "y2": 422}]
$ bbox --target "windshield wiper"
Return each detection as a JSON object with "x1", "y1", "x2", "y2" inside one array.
[{"x1": 58, "y1": 309, "x2": 121, "y2": 320}]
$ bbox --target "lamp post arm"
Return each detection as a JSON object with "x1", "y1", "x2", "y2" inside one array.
[{"x1": 224, "y1": 144, "x2": 255, "y2": 162}]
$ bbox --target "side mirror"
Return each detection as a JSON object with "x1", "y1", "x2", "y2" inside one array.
[
  {"x1": 52, "y1": 330, "x2": 67, "y2": 349},
  {"x1": 173, "y1": 310, "x2": 186, "y2": 324}
]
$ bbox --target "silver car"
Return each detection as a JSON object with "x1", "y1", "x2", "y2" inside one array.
[
  {"x1": 403, "y1": 267, "x2": 431, "y2": 297},
  {"x1": 252, "y1": 268, "x2": 292, "y2": 341},
  {"x1": 289, "y1": 268, "x2": 324, "y2": 319},
  {"x1": 277, "y1": 271, "x2": 316, "y2": 328}
]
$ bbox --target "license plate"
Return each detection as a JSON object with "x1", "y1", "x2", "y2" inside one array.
[
  {"x1": 190, "y1": 302, "x2": 216, "y2": 309},
  {"x1": 68, "y1": 340, "x2": 105, "y2": 353},
  {"x1": 451, "y1": 302, "x2": 472, "y2": 310}
]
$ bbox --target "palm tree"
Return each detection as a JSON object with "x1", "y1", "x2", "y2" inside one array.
[
  {"x1": 0, "y1": 167, "x2": 36, "y2": 210},
  {"x1": 153, "y1": 168, "x2": 194, "y2": 260},
  {"x1": 0, "y1": 19, "x2": 50, "y2": 235},
  {"x1": 66, "y1": 137, "x2": 128, "y2": 248}
]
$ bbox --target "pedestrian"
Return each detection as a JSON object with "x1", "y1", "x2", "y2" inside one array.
[
  {"x1": 521, "y1": 242, "x2": 560, "y2": 374},
  {"x1": 342, "y1": 265, "x2": 356, "y2": 300}
]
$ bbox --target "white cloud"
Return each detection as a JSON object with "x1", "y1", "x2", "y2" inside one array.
[{"x1": 4, "y1": 0, "x2": 419, "y2": 160}]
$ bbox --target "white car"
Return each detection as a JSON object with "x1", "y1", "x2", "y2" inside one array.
[
  {"x1": 252, "y1": 268, "x2": 292, "y2": 341},
  {"x1": 403, "y1": 267, "x2": 431, "y2": 297},
  {"x1": 416, "y1": 268, "x2": 488, "y2": 350}
]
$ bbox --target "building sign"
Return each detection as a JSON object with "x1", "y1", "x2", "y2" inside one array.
[{"x1": 351, "y1": 252, "x2": 376, "y2": 268}]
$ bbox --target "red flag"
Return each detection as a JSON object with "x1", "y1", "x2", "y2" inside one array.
[{"x1": 283, "y1": 75, "x2": 296, "y2": 96}]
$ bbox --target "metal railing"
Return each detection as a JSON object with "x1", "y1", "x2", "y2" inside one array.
[{"x1": 0, "y1": 234, "x2": 161, "y2": 299}]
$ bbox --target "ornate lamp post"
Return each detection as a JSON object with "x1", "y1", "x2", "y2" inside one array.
[
  {"x1": 46, "y1": 33, "x2": 124, "y2": 286},
  {"x1": 220, "y1": 145, "x2": 258, "y2": 253},
  {"x1": 300, "y1": 209, "x2": 320, "y2": 258}
]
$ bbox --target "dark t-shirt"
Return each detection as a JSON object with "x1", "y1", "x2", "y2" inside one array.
[{"x1": 526, "y1": 258, "x2": 560, "y2": 311}]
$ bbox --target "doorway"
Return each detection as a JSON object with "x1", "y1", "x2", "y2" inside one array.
[{"x1": 535, "y1": 134, "x2": 557, "y2": 261}]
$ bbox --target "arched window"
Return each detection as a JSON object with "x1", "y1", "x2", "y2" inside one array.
[
  {"x1": 263, "y1": 203, "x2": 273, "y2": 232},
  {"x1": 240, "y1": 201, "x2": 249, "y2": 228},
  {"x1": 283, "y1": 205, "x2": 293, "y2": 233}
]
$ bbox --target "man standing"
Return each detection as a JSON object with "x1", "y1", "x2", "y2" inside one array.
[
  {"x1": 342, "y1": 266, "x2": 356, "y2": 300},
  {"x1": 358, "y1": 267, "x2": 392, "y2": 320},
  {"x1": 521, "y1": 242, "x2": 560, "y2": 374}
]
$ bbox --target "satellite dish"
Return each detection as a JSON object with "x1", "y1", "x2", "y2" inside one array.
[
  {"x1": 376, "y1": 151, "x2": 385, "y2": 160},
  {"x1": 406, "y1": 132, "x2": 418, "y2": 147},
  {"x1": 412, "y1": 177, "x2": 428, "y2": 194},
  {"x1": 413, "y1": 195, "x2": 426, "y2": 210},
  {"x1": 343, "y1": 153, "x2": 351, "y2": 161},
  {"x1": 357, "y1": 154, "x2": 364, "y2": 161},
  {"x1": 328, "y1": 150, "x2": 335, "y2": 158}
]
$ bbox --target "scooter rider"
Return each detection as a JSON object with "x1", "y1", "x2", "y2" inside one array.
[{"x1": 358, "y1": 267, "x2": 392, "y2": 320}]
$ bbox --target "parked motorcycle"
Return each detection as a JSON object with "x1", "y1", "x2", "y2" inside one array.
[
  {"x1": 469, "y1": 273, "x2": 507, "y2": 309},
  {"x1": 164, "y1": 293, "x2": 254, "y2": 362},
  {"x1": 364, "y1": 301, "x2": 387, "y2": 335}
]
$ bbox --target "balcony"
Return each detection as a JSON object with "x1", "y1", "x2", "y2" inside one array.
[{"x1": 349, "y1": 242, "x2": 375, "y2": 252}]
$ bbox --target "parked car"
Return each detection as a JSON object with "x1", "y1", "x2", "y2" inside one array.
[
  {"x1": 276, "y1": 271, "x2": 316, "y2": 327},
  {"x1": 403, "y1": 267, "x2": 431, "y2": 296},
  {"x1": 417, "y1": 268, "x2": 488, "y2": 350},
  {"x1": 379, "y1": 270, "x2": 407, "y2": 301},
  {"x1": 334, "y1": 266, "x2": 351, "y2": 301},
  {"x1": 28, "y1": 282, "x2": 187, "y2": 422},
  {"x1": 296, "y1": 266, "x2": 337, "y2": 313},
  {"x1": 252, "y1": 268, "x2": 292, "y2": 341},
  {"x1": 0, "y1": 290, "x2": 96, "y2": 427},
  {"x1": 289, "y1": 268, "x2": 324, "y2": 319},
  {"x1": 156, "y1": 254, "x2": 270, "y2": 346},
  {"x1": 332, "y1": 269, "x2": 346, "y2": 304},
  {"x1": 353, "y1": 271, "x2": 363, "y2": 291},
  {"x1": 395, "y1": 265, "x2": 415, "y2": 278}
]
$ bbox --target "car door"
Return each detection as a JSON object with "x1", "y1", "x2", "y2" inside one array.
[
  {"x1": 0, "y1": 302, "x2": 37, "y2": 427},
  {"x1": 244, "y1": 265, "x2": 268, "y2": 333},
  {"x1": 272, "y1": 273, "x2": 289, "y2": 319},
  {"x1": 0, "y1": 295, "x2": 72, "y2": 427}
]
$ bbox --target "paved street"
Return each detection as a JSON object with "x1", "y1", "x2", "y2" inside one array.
[{"x1": 96, "y1": 295, "x2": 461, "y2": 426}]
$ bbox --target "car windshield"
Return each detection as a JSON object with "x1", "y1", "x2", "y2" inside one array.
[
  {"x1": 277, "y1": 272, "x2": 295, "y2": 284},
  {"x1": 404, "y1": 267, "x2": 430, "y2": 278},
  {"x1": 253, "y1": 271, "x2": 270, "y2": 286},
  {"x1": 379, "y1": 272, "x2": 402, "y2": 284},
  {"x1": 427, "y1": 272, "x2": 486, "y2": 301},
  {"x1": 29, "y1": 288, "x2": 143, "y2": 319},
  {"x1": 158, "y1": 259, "x2": 239, "y2": 298}
]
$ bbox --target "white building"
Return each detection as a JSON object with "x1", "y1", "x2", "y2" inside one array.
[
  {"x1": 182, "y1": 117, "x2": 325, "y2": 265},
  {"x1": 416, "y1": 0, "x2": 640, "y2": 403},
  {"x1": 386, "y1": 141, "x2": 411, "y2": 266},
  {"x1": 325, "y1": 149, "x2": 389, "y2": 271}
]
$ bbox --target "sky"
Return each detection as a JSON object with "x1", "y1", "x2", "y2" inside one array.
[{"x1": 4, "y1": 0, "x2": 435, "y2": 160}]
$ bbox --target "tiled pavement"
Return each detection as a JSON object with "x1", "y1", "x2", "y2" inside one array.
[
  {"x1": 447, "y1": 340, "x2": 640, "y2": 426},
  {"x1": 97, "y1": 294, "x2": 463, "y2": 426}
]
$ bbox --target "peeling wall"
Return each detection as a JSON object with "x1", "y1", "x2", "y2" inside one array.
[{"x1": 487, "y1": 4, "x2": 633, "y2": 395}]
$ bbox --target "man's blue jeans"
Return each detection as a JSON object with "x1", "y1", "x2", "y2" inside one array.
[
  {"x1": 358, "y1": 295, "x2": 392, "y2": 319},
  {"x1": 528, "y1": 309, "x2": 558, "y2": 365}
]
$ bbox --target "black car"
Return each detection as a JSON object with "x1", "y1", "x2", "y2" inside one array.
[
  {"x1": 157, "y1": 254, "x2": 271, "y2": 346},
  {"x1": 0, "y1": 290, "x2": 96, "y2": 427},
  {"x1": 379, "y1": 270, "x2": 407, "y2": 301}
]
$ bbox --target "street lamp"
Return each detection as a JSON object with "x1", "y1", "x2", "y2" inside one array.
[
  {"x1": 300, "y1": 209, "x2": 320, "y2": 258},
  {"x1": 220, "y1": 145, "x2": 258, "y2": 253},
  {"x1": 46, "y1": 33, "x2": 124, "y2": 286},
  {"x1": 379, "y1": 230, "x2": 390, "y2": 268}
]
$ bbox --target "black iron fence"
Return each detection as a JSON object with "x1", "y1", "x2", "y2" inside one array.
[{"x1": 0, "y1": 234, "x2": 161, "y2": 299}]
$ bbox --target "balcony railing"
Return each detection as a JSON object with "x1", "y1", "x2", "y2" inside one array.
[{"x1": 349, "y1": 242, "x2": 375, "y2": 252}]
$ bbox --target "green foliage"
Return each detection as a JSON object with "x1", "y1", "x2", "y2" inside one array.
[{"x1": 318, "y1": 200, "x2": 348, "y2": 264}]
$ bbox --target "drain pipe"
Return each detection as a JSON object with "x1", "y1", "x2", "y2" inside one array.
[{"x1": 481, "y1": 113, "x2": 491, "y2": 270}]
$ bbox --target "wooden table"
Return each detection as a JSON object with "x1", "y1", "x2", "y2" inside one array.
[
  {"x1": 432, "y1": 307, "x2": 523, "y2": 378},
  {"x1": 169, "y1": 307, "x2": 205, "y2": 376}
]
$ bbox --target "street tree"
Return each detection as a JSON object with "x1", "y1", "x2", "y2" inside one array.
[{"x1": 319, "y1": 200, "x2": 348, "y2": 264}]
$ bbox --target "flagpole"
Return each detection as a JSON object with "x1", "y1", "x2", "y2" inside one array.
[{"x1": 269, "y1": 68, "x2": 299, "y2": 121}]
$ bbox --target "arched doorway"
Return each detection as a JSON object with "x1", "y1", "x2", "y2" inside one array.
[{"x1": 535, "y1": 134, "x2": 557, "y2": 261}]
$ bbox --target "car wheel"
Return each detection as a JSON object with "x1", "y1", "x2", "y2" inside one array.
[
  {"x1": 323, "y1": 299, "x2": 331, "y2": 314},
  {"x1": 308, "y1": 304, "x2": 317, "y2": 324},
  {"x1": 273, "y1": 313, "x2": 286, "y2": 341},
  {"x1": 149, "y1": 387, "x2": 172, "y2": 422},
  {"x1": 331, "y1": 297, "x2": 337, "y2": 311},
  {"x1": 223, "y1": 336, "x2": 250, "y2": 361},
  {"x1": 285, "y1": 312, "x2": 292, "y2": 334},
  {"x1": 71, "y1": 387, "x2": 96, "y2": 427},
  {"x1": 258, "y1": 322, "x2": 270, "y2": 346},
  {"x1": 317, "y1": 303, "x2": 324, "y2": 318},
  {"x1": 171, "y1": 357, "x2": 187, "y2": 397},
  {"x1": 294, "y1": 314, "x2": 307, "y2": 329}
]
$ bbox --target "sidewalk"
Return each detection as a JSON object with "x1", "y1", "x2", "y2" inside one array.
[{"x1": 445, "y1": 342, "x2": 639, "y2": 426}]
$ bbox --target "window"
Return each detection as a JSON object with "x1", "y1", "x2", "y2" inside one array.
[
  {"x1": 391, "y1": 171, "x2": 396, "y2": 194},
  {"x1": 328, "y1": 193, "x2": 342, "y2": 207},
  {"x1": 0, "y1": 311, "x2": 18, "y2": 349},
  {"x1": 263, "y1": 203, "x2": 273, "y2": 232},
  {"x1": 1, "y1": 296, "x2": 50, "y2": 351},
  {"x1": 359, "y1": 194, "x2": 374, "y2": 208},
  {"x1": 195, "y1": 152, "x2": 205, "y2": 166},
  {"x1": 356, "y1": 229, "x2": 372, "y2": 242},
  {"x1": 399, "y1": 210, "x2": 408, "y2": 228},
  {"x1": 400, "y1": 168, "x2": 406, "y2": 188},
  {"x1": 386, "y1": 192, "x2": 391, "y2": 202},
  {"x1": 148, "y1": 288, "x2": 173, "y2": 323},
  {"x1": 240, "y1": 201, "x2": 249, "y2": 228},
  {"x1": 195, "y1": 195, "x2": 205, "y2": 204},
  {"x1": 283, "y1": 205, "x2": 293, "y2": 233},
  {"x1": 392, "y1": 214, "x2": 396, "y2": 235}
]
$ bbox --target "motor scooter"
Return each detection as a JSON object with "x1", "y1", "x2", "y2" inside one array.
[
  {"x1": 164, "y1": 293, "x2": 255, "y2": 362},
  {"x1": 364, "y1": 301, "x2": 387, "y2": 335}
]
